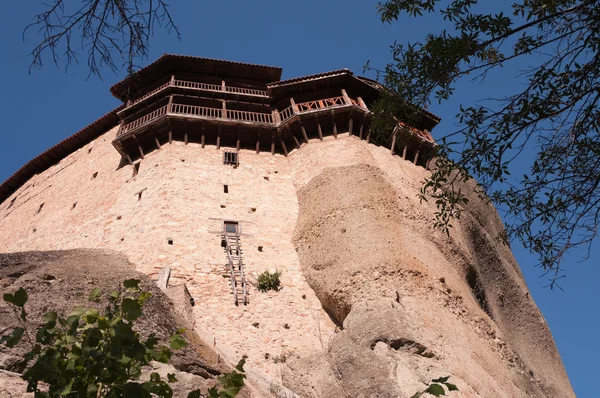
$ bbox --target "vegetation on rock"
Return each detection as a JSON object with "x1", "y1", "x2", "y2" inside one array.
[
  {"x1": 257, "y1": 270, "x2": 282, "y2": 292},
  {"x1": 1, "y1": 280, "x2": 245, "y2": 397}
]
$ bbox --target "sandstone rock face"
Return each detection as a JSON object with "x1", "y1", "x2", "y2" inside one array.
[
  {"x1": 287, "y1": 138, "x2": 574, "y2": 397},
  {"x1": 0, "y1": 249, "x2": 248, "y2": 397}
]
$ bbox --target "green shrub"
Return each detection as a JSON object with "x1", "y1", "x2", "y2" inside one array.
[
  {"x1": 1, "y1": 281, "x2": 245, "y2": 398},
  {"x1": 257, "y1": 270, "x2": 282, "y2": 292}
]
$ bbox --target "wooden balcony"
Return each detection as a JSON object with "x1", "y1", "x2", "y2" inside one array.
[
  {"x1": 117, "y1": 94, "x2": 369, "y2": 138},
  {"x1": 127, "y1": 78, "x2": 270, "y2": 110}
]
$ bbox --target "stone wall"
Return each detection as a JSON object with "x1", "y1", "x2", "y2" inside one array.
[
  {"x1": 0, "y1": 130, "x2": 573, "y2": 397},
  {"x1": 0, "y1": 127, "x2": 335, "y2": 393}
]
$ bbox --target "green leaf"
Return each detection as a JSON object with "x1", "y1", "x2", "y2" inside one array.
[
  {"x1": 206, "y1": 387, "x2": 219, "y2": 398},
  {"x1": 89, "y1": 288, "x2": 101, "y2": 302},
  {"x1": 444, "y1": 382, "x2": 458, "y2": 391},
  {"x1": 14, "y1": 288, "x2": 28, "y2": 307},
  {"x1": 235, "y1": 358, "x2": 246, "y2": 373},
  {"x1": 84, "y1": 308, "x2": 100, "y2": 324},
  {"x1": 432, "y1": 376, "x2": 450, "y2": 383},
  {"x1": 187, "y1": 390, "x2": 202, "y2": 398},
  {"x1": 124, "y1": 279, "x2": 141, "y2": 291},
  {"x1": 3, "y1": 293, "x2": 15, "y2": 305},
  {"x1": 167, "y1": 373, "x2": 177, "y2": 383},
  {"x1": 0, "y1": 327, "x2": 25, "y2": 348},
  {"x1": 150, "y1": 372, "x2": 162, "y2": 382},
  {"x1": 109, "y1": 290, "x2": 120, "y2": 300},
  {"x1": 169, "y1": 333, "x2": 188, "y2": 350},
  {"x1": 143, "y1": 380, "x2": 173, "y2": 398},
  {"x1": 59, "y1": 379, "x2": 74, "y2": 395},
  {"x1": 43, "y1": 312, "x2": 57, "y2": 324},
  {"x1": 424, "y1": 384, "x2": 446, "y2": 396},
  {"x1": 122, "y1": 298, "x2": 142, "y2": 321}
]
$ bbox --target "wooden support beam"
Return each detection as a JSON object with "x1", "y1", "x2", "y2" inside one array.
[
  {"x1": 291, "y1": 130, "x2": 301, "y2": 149},
  {"x1": 271, "y1": 133, "x2": 275, "y2": 155},
  {"x1": 256, "y1": 130, "x2": 261, "y2": 154},
  {"x1": 138, "y1": 145, "x2": 145, "y2": 159},
  {"x1": 222, "y1": 100, "x2": 227, "y2": 119},
  {"x1": 315, "y1": 115, "x2": 323, "y2": 141},
  {"x1": 170, "y1": 75, "x2": 175, "y2": 84},
  {"x1": 184, "y1": 121, "x2": 188, "y2": 145},
  {"x1": 201, "y1": 124, "x2": 205, "y2": 148},
  {"x1": 390, "y1": 130, "x2": 397, "y2": 154},
  {"x1": 300, "y1": 123, "x2": 309, "y2": 143},
  {"x1": 125, "y1": 154, "x2": 133, "y2": 165},
  {"x1": 366, "y1": 128, "x2": 371, "y2": 143},
  {"x1": 332, "y1": 111, "x2": 337, "y2": 138},
  {"x1": 155, "y1": 137, "x2": 161, "y2": 150},
  {"x1": 216, "y1": 126, "x2": 221, "y2": 149},
  {"x1": 168, "y1": 130, "x2": 173, "y2": 144},
  {"x1": 279, "y1": 136, "x2": 289, "y2": 157},
  {"x1": 359, "y1": 123, "x2": 364, "y2": 140},
  {"x1": 402, "y1": 146, "x2": 408, "y2": 160},
  {"x1": 221, "y1": 80, "x2": 226, "y2": 91},
  {"x1": 236, "y1": 128, "x2": 241, "y2": 151},
  {"x1": 413, "y1": 150, "x2": 420, "y2": 165},
  {"x1": 349, "y1": 116, "x2": 354, "y2": 136}
]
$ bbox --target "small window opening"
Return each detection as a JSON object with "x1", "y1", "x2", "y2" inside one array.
[
  {"x1": 71, "y1": 202, "x2": 77, "y2": 210},
  {"x1": 264, "y1": 176, "x2": 270, "y2": 181},
  {"x1": 221, "y1": 204, "x2": 226, "y2": 208},
  {"x1": 224, "y1": 221, "x2": 239, "y2": 234},
  {"x1": 224, "y1": 151, "x2": 239, "y2": 167},
  {"x1": 88, "y1": 147, "x2": 93, "y2": 154},
  {"x1": 32, "y1": 227, "x2": 37, "y2": 233},
  {"x1": 258, "y1": 246, "x2": 263, "y2": 252},
  {"x1": 116, "y1": 215, "x2": 122, "y2": 220},
  {"x1": 132, "y1": 163, "x2": 140, "y2": 177},
  {"x1": 167, "y1": 238, "x2": 174, "y2": 245},
  {"x1": 36, "y1": 203, "x2": 44, "y2": 214},
  {"x1": 251, "y1": 207, "x2": 257, "y2": 212},
  {"x1": 92, "y1": 172, "x2": 98, "y2": 179},
  {"x1": 7, "y1": 197, "x2": 16, "y2": 210},
  {"x1": 224, "y1": 185, "x2": 229, "y2": 194}
]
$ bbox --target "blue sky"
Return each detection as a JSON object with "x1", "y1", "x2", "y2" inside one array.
[{"x1": 0, "y1": 1, "x2": 596, "y2": 395}]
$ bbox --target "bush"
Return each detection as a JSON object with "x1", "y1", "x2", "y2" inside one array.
[
  {"x1": 257, "y1": 270, "x2": 282, "y2": 292},
  {"x1": 1, "y1": 281, "x2": 245, "y2": 398}
]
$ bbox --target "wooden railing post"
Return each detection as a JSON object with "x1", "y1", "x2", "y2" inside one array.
[
  {"x1": 341, "y1": 89, "x2": 353, "y2": 105},
  {"x1": 167, "y1": 95, "x2": 174, "y2": 113},
  {"x1": 170, "y1": 75, "x2": 175, "y2": 86},
  {"x1": 222, "y1": 101, "x2": 227, "y2": 119},
  {"x1": 222, "y1": 80, "x2": 226, "y2": 92},
  {"x1": 290, "y1": 98, "x2": 299, "y2": 114},
  {"x1": 272, "y1": 109, "x2": 281, "y2": 124},
  {"x1": 358, "y1": 97, "x2": 368, "y2": 111}
]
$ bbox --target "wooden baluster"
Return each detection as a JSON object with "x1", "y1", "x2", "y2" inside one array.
[{"x1": 222, "y1": 101, "x2": 227, "y2": 119}]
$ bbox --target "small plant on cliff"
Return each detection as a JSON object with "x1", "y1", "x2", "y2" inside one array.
[
  {"x1": 1, "y1": 281, "x2": 245, "y2": 397},
  {"x1": 257, "y1": 269, "x2": 282, "y2": 292},
  {"x1": 411, "y1": 376, "x2": 458, "y2": 397}
]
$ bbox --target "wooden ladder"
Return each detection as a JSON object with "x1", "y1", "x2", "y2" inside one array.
[{"x1": 224, "y1": 230, "x2": 248, "y2": 305}]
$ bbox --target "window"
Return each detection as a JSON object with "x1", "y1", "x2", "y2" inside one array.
[
  {"x1": 224, "y1": 151, "x2": 239, "y2": 167},
  {"x1": 224, "y1": 185, "x2": 229, "y2": 194},
  {"x1": 224, "y1": 221, "x2": 239, "y2": 234}
]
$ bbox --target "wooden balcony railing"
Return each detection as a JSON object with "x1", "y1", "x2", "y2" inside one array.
[
  {"x1": 132, "y1": 82, "x2": 172, "y2": 105},
  {"x1": 119, "y1": 105, "x2": 168, "y2": 135},
  {"x1": 225, "y1": 86, "x2": 269, "y2": 96},
  {"x1": 174, "y1": 80, "x2": 222, "y2": 92},
  {"x1": 297, "y1": 96, "x2": 346, "y2": 112},
  {"x1": 226, "y1": 109, "x2": 273, "y2": 123},
  {"x1": 171, "y1": 103, "x2": 222, "y2": 119},
  {"x1": 128, "y1": 79, "x2": 269, "y2": 107},
  {"x1": 279, "y1": 106, "x2": 294, "y2": 122}
]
